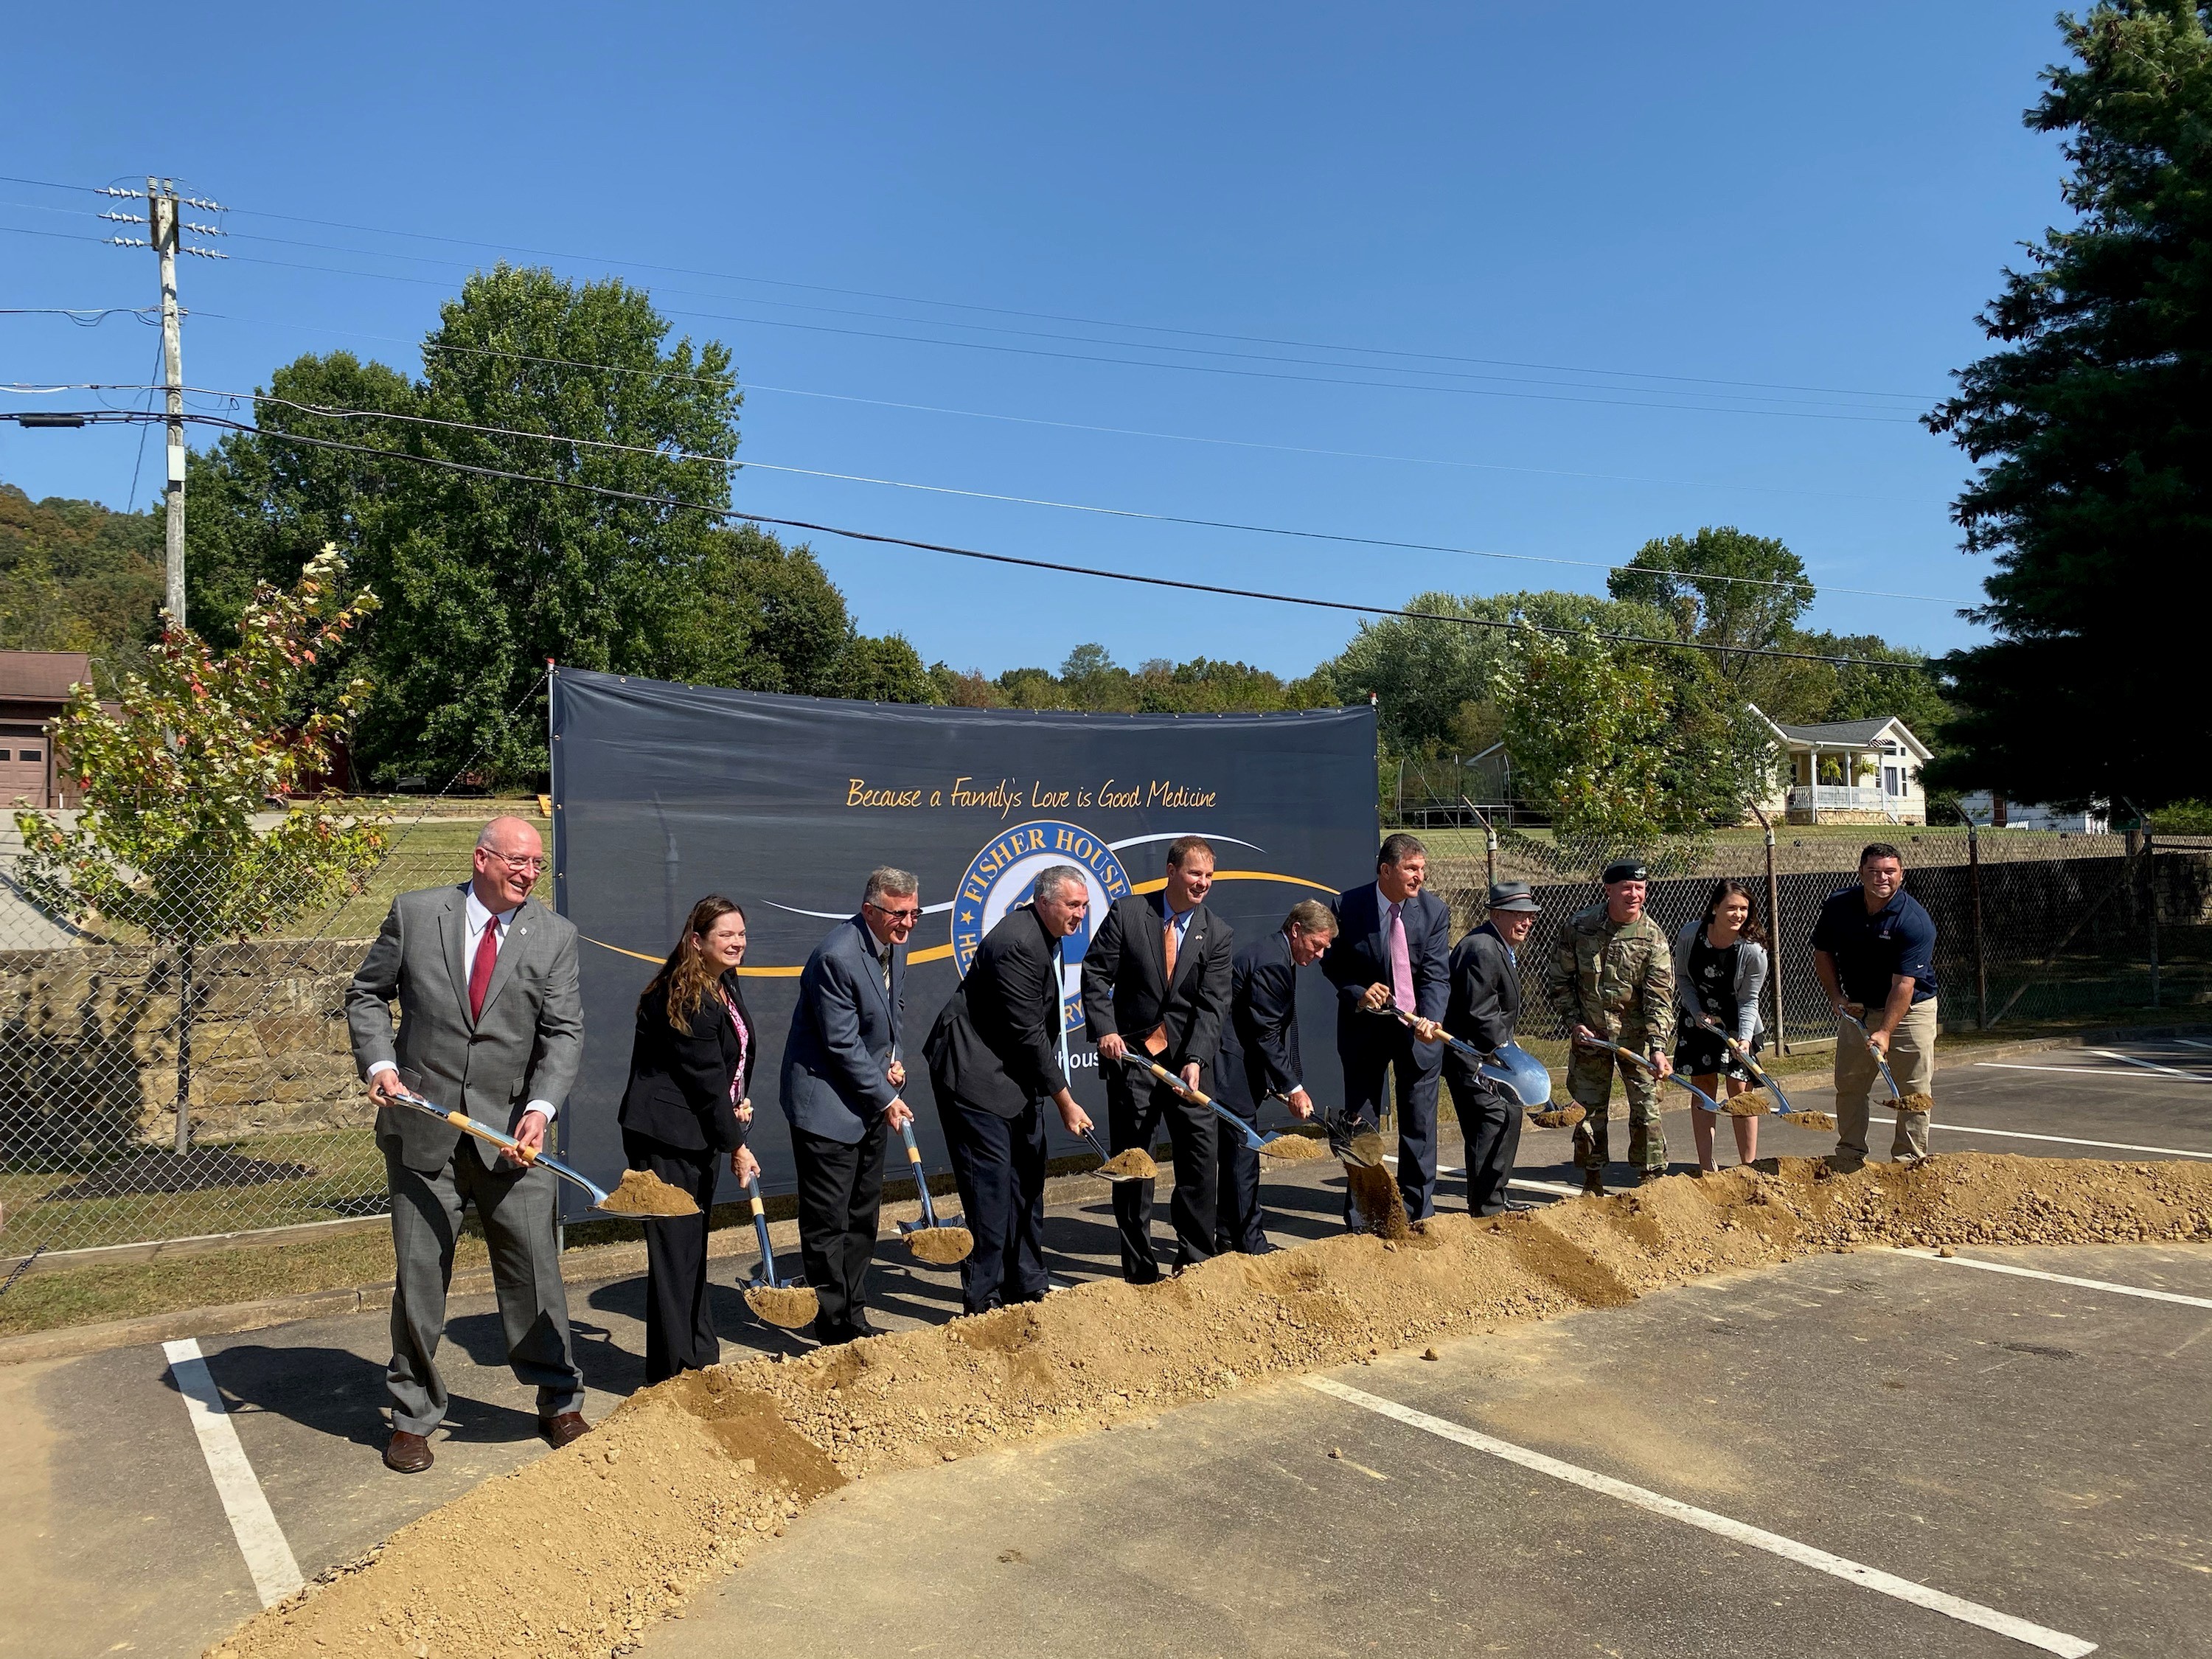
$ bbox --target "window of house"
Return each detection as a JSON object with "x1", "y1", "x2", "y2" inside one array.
[
  {"x1": 0, "y1": 751, "x2": 12, "y2": 762},
  {"x1": 1884, "y1": 765, "x2": 1902, "y2": 796},
  {"x1": 19, "y1": 747, "x2": 39, "y2": 762}
]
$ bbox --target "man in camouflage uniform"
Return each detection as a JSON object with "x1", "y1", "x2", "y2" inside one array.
[{"x1": 1543, "y1": 859, "x2": 1675, "y2": 1194}]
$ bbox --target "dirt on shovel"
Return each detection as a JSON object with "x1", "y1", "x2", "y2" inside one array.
[
  {"x1": 904, "y1": 1225, "x2": 975, "y2": 1266},
  {"x1": 1783, "y1": 1110, "x2": 1837, "y2": 1133},
  {"x1": 1096, "y1": 1147, "x2": 1158, "y2": 1180},
  {"x1": 1258, "y1": 1133, "x2": 1327, "y2": 1163},
  {"x1": 1529, "y1": 1105, "x2": 1586, "y2": 1129},
  {"x1": 744, "y1": 1284, "x2": 819, "y2": 1329},
  {"x1": 1721, "y1": 1089, "x2": 1768, "y2": 1118},
  {"x1": 599, "y1": 1168, "x2": 701, "y2": 1217}
]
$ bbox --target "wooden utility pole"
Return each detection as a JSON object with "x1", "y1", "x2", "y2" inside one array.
[{"x1": 102, "y1": 178, "x2": 226, "y2": 630}]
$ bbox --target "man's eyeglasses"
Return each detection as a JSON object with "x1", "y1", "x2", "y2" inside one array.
[
  {"x1": 483, "y1": 852, "x2": 547, "y2": 874},
  {"x1": 866, "y1": 901, "x2": 920, "y2": 923}
]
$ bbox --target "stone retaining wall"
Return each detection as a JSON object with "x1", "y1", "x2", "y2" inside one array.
[{"x1": 0, "y1": 938, "x2": 372, "y2": 1164}]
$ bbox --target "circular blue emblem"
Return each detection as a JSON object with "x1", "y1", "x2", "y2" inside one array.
[{"x1": 950, "y1": 820, "x2": 1134, "y2": 1032}]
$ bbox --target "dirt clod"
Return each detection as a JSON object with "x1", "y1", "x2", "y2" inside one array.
[
  {"x1": 1422, "y1": 1347, "x2": 1439, "y2": 1361},
  {"x1": 1096, "y1": 1148, "x2": 1158, "y2": 1180},
  {"x1": 903, "y1": 1225, "x2": 975, "y2": 1265},
  {"x1": 743, "y1": 1284, "x2": 819, "y2": 1329},
  {"x1": 1529, "y1": 1106, "x2": 1587, "y2": 1129},
  {"x1": 212, "y1": 1153, "x2": 2212, "y2": 1659},
  {"x1": 599, "y1": 1168, "x2": 700, "y2": 1217}
]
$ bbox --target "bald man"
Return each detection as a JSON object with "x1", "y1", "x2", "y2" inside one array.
[{"x1": 346, "y1": 815, "x2": 586, "y2": 1474}]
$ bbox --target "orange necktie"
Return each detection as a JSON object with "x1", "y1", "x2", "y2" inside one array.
[{"x1": 1145, "y1": 915, "x2": 1178, "y2": 1056}]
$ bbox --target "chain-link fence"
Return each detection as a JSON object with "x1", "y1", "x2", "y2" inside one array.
[
  {"x1": 1412, "y1": 825, "x2": 2212, "y2": 1053},
  {"x1": 0, "y1": 818, "x2": 538, "y2": 1262},
  {"x1": 6, "y1": 810, "x2": 2208, "y2": 1265}
]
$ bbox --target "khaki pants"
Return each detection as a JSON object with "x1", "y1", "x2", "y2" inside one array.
[{"x1": 1834, "y1": 997, "x2": 1938, "y2": 1161}]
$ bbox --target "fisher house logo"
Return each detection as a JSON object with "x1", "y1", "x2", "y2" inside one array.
[{"x1": 951, "y1": 820, "x2": 1133, "y2": 1032}]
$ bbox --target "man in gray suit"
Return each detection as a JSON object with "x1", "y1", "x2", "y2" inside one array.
[
  {"x1": 781, "y1": 866, "x2": 917, "y2": 1343},
  {"x1": 347, "y1": 815, "x2": 586, "y2": 1474}
]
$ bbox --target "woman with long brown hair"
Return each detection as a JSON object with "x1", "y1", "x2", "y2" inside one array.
[
  {"x1": 1670, "y1": 879, "x2": 1770, "y2": 1172},
  {"x1": 619, "y1": 895, "x2": 760, "y2": 1384}
]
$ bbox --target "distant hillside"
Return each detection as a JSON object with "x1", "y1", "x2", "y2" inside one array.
[{"x1": 0, "y1": 481, "x2": 163, "y2": 669}]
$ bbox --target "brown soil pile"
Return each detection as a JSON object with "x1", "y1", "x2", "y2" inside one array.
[
  {"x1": 1783, "y1": 1111, "x2": 1837, "y2": 1133},
  {"x1": 1529, "y1": 1105, "x2": 1586, "y2": 1129},
  {"x1": 1343, "y1": 1160, "x2": 1411, "y2": 1239},
  {"x1": 742, "y1": 1284, "x2": 818, "y2": 1329},
  {"x1": 599, "y1": 1168, "x2": 700, "y2": 1218},
  {"x1": 1096, "y1": 1147, "x2": 1158, "y2": 1180},
  {"x1": 209, "y1": 1154, "x2": 2212, "y2": 1659},
  {"x1": 903, "y1": 1225, "x2": 975, "y2": 1265},
  {"x1": 1259, "y1": 1133, "x2": 1328, "y2": 1163},
  {"x1": 1721, "y1": 1090, "x2": 1767, "y2": 1118}
]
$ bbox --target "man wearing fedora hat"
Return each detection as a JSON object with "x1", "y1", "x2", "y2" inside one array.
[
  {"x1": 1441, "y1": 882, "x2": 1543, "y2": 1216},
  {"x1": 1544, "y1": 859, "x2": 1675, "y2": 1194}
]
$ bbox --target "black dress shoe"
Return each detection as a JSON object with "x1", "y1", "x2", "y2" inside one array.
[
  {"x1": 1241, "y1": 1239, "x2": 1284, "y2": 1256},
  {"x1": 1124, "y1": 1265, "x2": 1164, "y2": 1286},
  {"x1": 383, "y1": 1430, "x2": 434, "y2": 1473},
  {"x1": 812, "y1": 1315, "x2": 855, "y2": 1345},
  {"x1": 846, "y1": 1310, "x2": 884, "y2": 1339}
]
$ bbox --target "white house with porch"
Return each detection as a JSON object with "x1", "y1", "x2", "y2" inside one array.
[{"x1": 1747, "y1": 708, "x2": 1931, "y2": 825}]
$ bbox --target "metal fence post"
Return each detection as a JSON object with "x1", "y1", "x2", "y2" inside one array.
[
  {"x1": 1968, "y1": 820, "x2": 1988, "y2": 1030},
  {"x1": 2147, "y1": 826, "x2": 2160, "y2": 1008},
  {"x1": 1750, "y1": 802, "x2": 1785, "y2": 1054}
]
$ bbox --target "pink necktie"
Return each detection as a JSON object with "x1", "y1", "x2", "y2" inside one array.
[
  {"x1": 1388, "y1": 902, "x2": 1415, "y2": 1013},
  {"x1": 468, "y1": 918, "x2": 498, "y2": 1023}
]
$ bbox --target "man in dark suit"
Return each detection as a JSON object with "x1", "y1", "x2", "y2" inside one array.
[
  {"x1": 1442, "y1": 881, "x2": 1542, "y2": 1217},
  {"x1": 782, "y1": 866, "x2": 918, "y2": 1344},
  {"x1": 1082, "y1": 835, "x2": 1235, "y2": 1281},
  {"x1": 346, "y1": 816, "x2": 585, "y2": 1474},
  {"x1": 924, "y1": 866, "x2": 1096, "y2": 1314},
  {"x1": 1323, "y1": 832, "x2": 1450, "y2": 1222},
  {"x1": 1214, "y1": 898, "x2": 1338, "y2": 1255}
]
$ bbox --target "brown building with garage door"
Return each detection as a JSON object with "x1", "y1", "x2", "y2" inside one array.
[{"x1": 0, "y1": 650, "x2": 94, "y2": 808}]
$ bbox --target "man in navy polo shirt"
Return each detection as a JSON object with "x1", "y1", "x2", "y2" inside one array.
[{"x1": 1810, "y1": 842, "x2": 1938, "y2": 1166}]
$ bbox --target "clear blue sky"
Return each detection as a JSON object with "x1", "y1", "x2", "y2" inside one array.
[{"x1": 3, "y1": 4, "x2": 2069, "y2": 680}]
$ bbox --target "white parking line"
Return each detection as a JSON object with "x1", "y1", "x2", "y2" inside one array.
[
  {"x1": 2090, "y1": 1048, "x2": 2212, "y2": 1080},
  {"x1": 1304, "y1": 1375, "x2": 2096, "y2": 1657},
  {"x1": 1972, "y1": 1061, "x2": 2191, "y2": 1080},
  {"x1": 1888, "y1": 1249, "x2": 2212, "y2": 1310},
  {"x1": 1871, "y1": 1116, "x2": 2212, "y2": 1159},
  {"x1": 162, "y1": 1338, "x2": 303, "y2": 1607}
]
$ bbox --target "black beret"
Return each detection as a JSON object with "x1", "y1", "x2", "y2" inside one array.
[{"x1": 1601, "y1": 860, "x2": 1648, "y2": 885}]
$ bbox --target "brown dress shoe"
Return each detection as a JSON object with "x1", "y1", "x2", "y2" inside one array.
[
  {"x1": 383, "y1": 1430, "x2": 434, "y2": 1474},
  {"x1": 540, "y1": 1411, "x2": 591, "y2": 1448}
]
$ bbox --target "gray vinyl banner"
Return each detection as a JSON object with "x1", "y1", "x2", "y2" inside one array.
[{"x1": 549, "y1": 667, "x2": 1377, "y2": 1217}]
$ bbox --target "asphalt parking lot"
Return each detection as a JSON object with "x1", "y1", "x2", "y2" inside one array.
[{"x1": 6, "y1": 1035, "x2": 2210, "y2": 1659}]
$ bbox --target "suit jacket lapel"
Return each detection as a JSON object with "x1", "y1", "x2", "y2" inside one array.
[
  {"x1": 475, "y1": 897, "x2": 532, "y2": 1024},
  {"x1": 441, "y1": 886, "x2": 470, "y2": 1020}
]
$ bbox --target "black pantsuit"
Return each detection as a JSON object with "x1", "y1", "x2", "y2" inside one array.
[
  {"x1": 618, "y1": 970, "x2": 750, "y2": 1385},
  {"x1": 1103, "y1": 1066, "x2": 1217, "y2": 1279},
  {"x1": 939, "y1": 1093, "x2": 1050, "y2": 1314},
  {"x1": 1443, "y1": 921, "x2": 1528, "y2": 1217},
  {"x1": 792, "y1": 1116, "x2": 888, "y2": 1331},
  {"x1": 621, "y1": 1129, "x2": 722, "y2": 1384}
]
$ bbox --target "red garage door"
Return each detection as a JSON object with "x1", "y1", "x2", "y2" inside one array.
[{"x1": 0, "y1": 723, "x2": 51, "y2": 806}]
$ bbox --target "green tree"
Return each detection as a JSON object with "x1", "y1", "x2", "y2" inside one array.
[
  {"x1": 1924, "y1": 1, "x2": 2212, "y2": 808},
  {"x1": 15, "y1": 549, "x2": 389, "y2": 1155},
  {"x1": 1493, "y1": 625, "x2": 1777, "y2": 839},
  {"x1": 0, "y1": 482, "x2": 164, "y2": 664}
]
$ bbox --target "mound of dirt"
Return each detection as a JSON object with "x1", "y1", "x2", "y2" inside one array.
[
  {"x1": 209, "y1": 1154, "x2": 2212, "y2": 1659},
  {"x1": 1095, "y1": 1147, "x2": 1157, "y2": 1180}
]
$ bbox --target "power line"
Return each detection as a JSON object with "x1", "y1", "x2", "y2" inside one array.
[
  {"x1": 0, "y1": 170, "x2": 1941, "y2": 403},
  {"x1": 197, "y1": 383, "x2": 1971, "y2": 606},
  {"x1": 0, "y1": 305, "x2": 162, "y2": 325},
  {"x1": 5, "y1": 403, "x2": 1933, "y2": 675}
]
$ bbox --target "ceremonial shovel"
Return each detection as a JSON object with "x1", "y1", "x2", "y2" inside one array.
[
  {"x1": 1574, "y1": 1036, "x2": 1726, "y2": 1113},
  {"x1": 894, "y1": 1120, "x2": 975, "y2": 1264},
  {"x1": 1113, "y1": 1054, "x2": 1326, "y2": 1161},
  {"x1": 738, "y1": 1170, "x2": 818, "y2": 1329},
  {"x1": 1839, "y1": 1009, "x2": 1933, "y2": 1114},
  {"x1": 1371, "y1": 1006, "x2": 1582, "y2": 1128},
  {"x1": 1684, "y1": 1013, "x2": 1836, "y2": 1133},
  {"x1": 387, "y1": 1074, "x2": 697, "y2": 1219}
]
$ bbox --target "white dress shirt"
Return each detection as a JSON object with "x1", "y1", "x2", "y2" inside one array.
[{"x1": 369, "y1": 888, "x2": 557, "y2": 1122}]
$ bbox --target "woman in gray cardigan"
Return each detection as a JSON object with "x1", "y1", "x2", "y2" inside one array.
[{"x1": 1672, "y1": 880, "x2": 1770, "y2": 1171}]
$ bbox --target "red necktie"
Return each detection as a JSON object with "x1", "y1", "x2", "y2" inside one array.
[{"x1": 469, "y1": 917, "x2": 499, "y2": 1023}]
